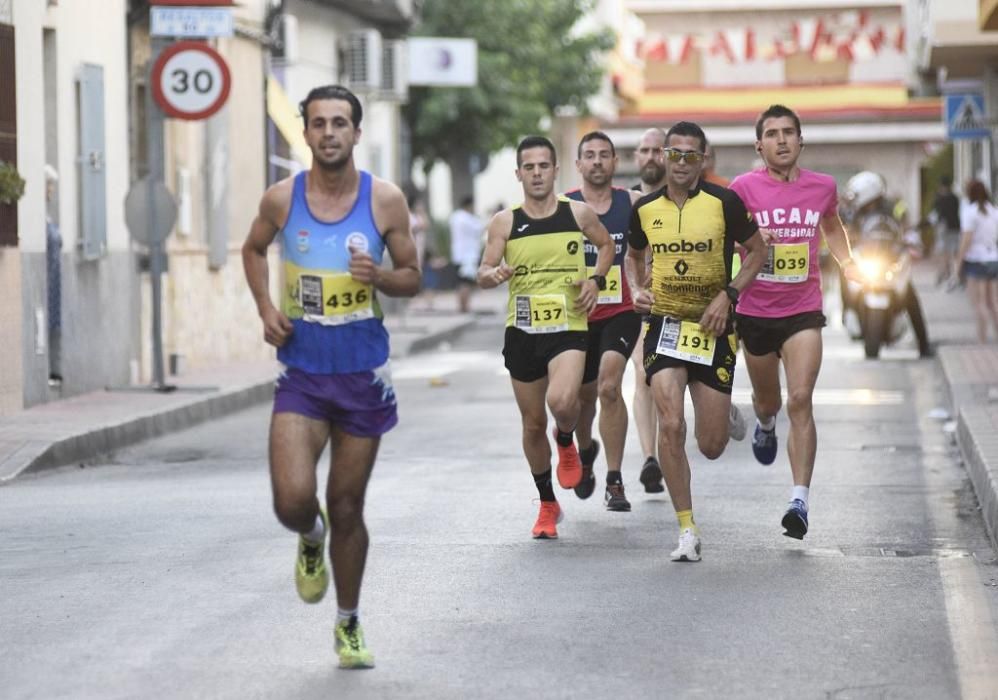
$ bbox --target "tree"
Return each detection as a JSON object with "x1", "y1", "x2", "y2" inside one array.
[{"x1": 403, "y1": 0, "x2": 614, "y2": 207}]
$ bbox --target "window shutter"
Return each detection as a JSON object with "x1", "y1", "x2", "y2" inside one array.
[
  {"x1": 0, "y1": 23, "x2": 18, "y2": 247},
  {"x1": 78, "y1": 63, "x2": 107, "y2": 260}
]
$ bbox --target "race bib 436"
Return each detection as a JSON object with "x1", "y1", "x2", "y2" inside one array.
[{"x1": 286, "y1": 262, "x2": 374, "y2": 326}]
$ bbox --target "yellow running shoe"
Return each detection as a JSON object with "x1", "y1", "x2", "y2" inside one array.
[
  {"x1": 335, "y1": 616, "x2": 375, "y2": 669},
  {"x1": 295, "y1": 509, "x2": 329, "y2": 604}
]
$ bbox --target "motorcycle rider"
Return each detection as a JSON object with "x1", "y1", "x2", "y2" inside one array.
[{"x1": 841, "y1": 171, "x2": 931, "y2": 357}]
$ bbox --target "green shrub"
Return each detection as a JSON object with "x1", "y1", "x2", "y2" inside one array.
[{"x1": 0, "y1": 161, "x2": 25, "y2": 205}]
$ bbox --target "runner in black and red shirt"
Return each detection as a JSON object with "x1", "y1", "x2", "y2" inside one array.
[{"x1": 565, "y1": 131, "x2": 643, "y2": 511}]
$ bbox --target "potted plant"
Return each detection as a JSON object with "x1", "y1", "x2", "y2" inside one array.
[{"x1": 0, "y1": 161, "x2": 26, "y2": 205}]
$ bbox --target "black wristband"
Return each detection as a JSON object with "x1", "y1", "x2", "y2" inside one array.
[
  {"x1": 589, "y1": 274, "x2": 607, "y2": 291},
  {"x1": 724, "y1": 285, "x2": 739, "y2": 305}
]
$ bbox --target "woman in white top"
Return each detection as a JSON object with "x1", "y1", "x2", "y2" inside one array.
[{"x1": 958, "y1": 179, "x2": 998, "y2": 342}]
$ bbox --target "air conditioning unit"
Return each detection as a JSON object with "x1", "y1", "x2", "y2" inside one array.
[
  {"x1": 344, "y1": 29, "x2": 382, "y2": 92},
  {"x1": 381, "y1": 40, "x2": 408, "y2": 101}
]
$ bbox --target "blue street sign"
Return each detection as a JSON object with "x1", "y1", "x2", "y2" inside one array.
[
  {"x1": 151, "y1": 7, "x2": 233, "y2": 38},
  {"x1": 945, "y1": 93, "x2": 991, "y2": 140}
]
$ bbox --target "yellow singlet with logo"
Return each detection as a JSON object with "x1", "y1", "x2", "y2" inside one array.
[
  {"x1": 504, "y1": 198, "x2": 588, "y2": 334},
  {"x1": 628, "y1": 181, "x2": 757, "y2": 321}
]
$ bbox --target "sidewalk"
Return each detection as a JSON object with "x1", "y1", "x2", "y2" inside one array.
[
  {"x1": 917, "y1": 262, "x2": 998, "y2": 549},
  {"x1": 0, "y1": 287, "x2": 505, "y2": 483}
]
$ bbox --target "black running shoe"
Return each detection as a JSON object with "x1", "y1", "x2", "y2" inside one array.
[
  {"x1": 639, "y1": 456, "x2": 665, "y2": 493},
  {"x1": 574, "y1": 440, "x2": 600, "y2": 500},
  {"x1": 604, "y1": 482, "x2": 631, "y2": 512},
  {"x1": 781, "y1": 499, "x2": 808, "y2": 539}
]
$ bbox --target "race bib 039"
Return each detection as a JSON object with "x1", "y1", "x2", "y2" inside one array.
[{"x1": 757, "y1": 243, "x2": 809, "y2": 283}]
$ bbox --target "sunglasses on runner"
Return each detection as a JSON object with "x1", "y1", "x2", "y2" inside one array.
[{"x1": 663, "y1": 148, "x2": 704, "y2": 164}]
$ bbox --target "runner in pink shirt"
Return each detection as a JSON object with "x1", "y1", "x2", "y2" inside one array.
[{"x1": 729, "y1": 104, "x2": 862, "y2": 540}]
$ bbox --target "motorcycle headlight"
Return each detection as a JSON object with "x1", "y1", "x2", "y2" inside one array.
[{"x1": 856, "y1": 257, "x2": 883, "y2": 280}]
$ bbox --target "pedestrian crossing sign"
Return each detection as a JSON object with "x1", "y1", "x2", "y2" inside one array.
[{"x1": 945, "y1": 93, "x2": 991, "y2": 140}]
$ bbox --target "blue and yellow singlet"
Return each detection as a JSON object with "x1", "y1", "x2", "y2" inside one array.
[{"x1": 278, "y1": 170, "x2": 389, "y2": 374}]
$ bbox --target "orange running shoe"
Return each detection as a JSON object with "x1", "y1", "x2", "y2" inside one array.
[
  {"x1": 552, "y1": 428, "x2": 582, "y2": 489},
  {"x1": 532, "y1": 501, "x2": 563, "y2": 539}
]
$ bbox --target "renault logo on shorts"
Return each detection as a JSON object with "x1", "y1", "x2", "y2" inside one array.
[
  {"x1": 716, "y1": 367, "x2": 731, "y2": 385},
  {"x1": 567, "y1": 241, "x2": 579, "y2": 254}
]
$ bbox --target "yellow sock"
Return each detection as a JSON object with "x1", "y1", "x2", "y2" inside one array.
[{"x1": 676, "y1": 509, "x2": 696, "y2": 531}]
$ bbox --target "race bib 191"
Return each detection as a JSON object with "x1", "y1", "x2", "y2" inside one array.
[
  {"x1": 757, "y1": 243, "x2": 809, "y2": 283},
  {"x1": 655, "y1": 317, "x2": 714, "y2": 365},
  {"x1": 587, "y1": 265, "x2": 623, "y2": 304},
  {"x1": 514, "y1": 294, "x2": 569, "y2": 334}
]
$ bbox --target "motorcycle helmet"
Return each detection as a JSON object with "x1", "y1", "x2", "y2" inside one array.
[{"x1": 844, "y1": 171, "x2": 887, "y2": 211}]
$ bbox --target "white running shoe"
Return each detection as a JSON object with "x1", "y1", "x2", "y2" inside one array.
[
  {"x1": 670, "y1": 528, "x2": 702, "y2": 562},
  {"x1": 728, "y1": 403, "x2": 747, "y2": 441}
]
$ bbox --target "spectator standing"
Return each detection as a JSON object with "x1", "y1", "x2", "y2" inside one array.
[
  {"x1": 932, "y1": 175, "x2": 962, "y2": 287},
  {"x1": 957, "y1": 179, "x2": 998, "y2": 342},
  {"x1": 449, "y1": 195, "x2": 484, "y2": 313}
]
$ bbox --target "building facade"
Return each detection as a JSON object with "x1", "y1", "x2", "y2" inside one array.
[
  {"x1": 603, "y1": 0, "x2": 943, "y2": 214},
  {"x1": 914, "y1": 0, "x2": 998, "y2": 193},
  {"x1": 0, "y1": 0, "x2": 414, "y2": 416},
  {"x1": 7, "y1": 0, "x2": 136, "y2": 413}
]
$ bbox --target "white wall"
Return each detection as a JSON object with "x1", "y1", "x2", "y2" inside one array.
[
  {"x1": 280, "y1": 0, "x2": 403, "y2": 183},
  {"x1": 14, "y1": 0, "x2": 131, "y2": 255}
]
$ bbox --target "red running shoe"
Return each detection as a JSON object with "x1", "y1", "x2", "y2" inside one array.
[
  {"x1": 531, "y1": 501, "x2": 563, "y2": 539},
  {"x1": 552, "y1": 428, "x2": 582, "y2": 489}
]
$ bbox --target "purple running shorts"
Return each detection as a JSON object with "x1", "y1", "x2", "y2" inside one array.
[{"x1": 273, "y1": 364, "x2": 398, "y2": 437}]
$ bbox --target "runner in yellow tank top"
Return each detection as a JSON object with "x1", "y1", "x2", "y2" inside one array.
[{"x1": 478, "y1": 135, "x2": 614, "y2": 540}]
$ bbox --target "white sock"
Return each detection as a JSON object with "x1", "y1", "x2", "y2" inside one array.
[
  {"x1": 757, "y1": 416, "x2": 776, "y2": 431},
  {"x1": 303, "y1": 514, "x2": 325, "y2": 544},
  {"x1": 791, "y1": 485, "x2": 810, "y2": 508},
  {"x1": 337, "y1": 607, "x2": 358, "y2": 625}
]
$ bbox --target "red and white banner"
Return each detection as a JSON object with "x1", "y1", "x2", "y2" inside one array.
[{"x1": 637, "y1": 10, "x2": 904, "y2": 65}]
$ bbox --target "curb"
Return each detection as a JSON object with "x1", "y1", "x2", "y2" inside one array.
[
  {"x1": 1, "y1": 380, "x2": 274, "y2": 484},
  {"x1": 956, "y1": 405, "x2": 998, "y2": 551},
  {"x1": 3, "y1": 317, "x2": 479, "y2": 484},
  {"x1": 937, "y1": 345, "x2": 998, "y2": 550},
  {"x1": 403, "y1": 317, "x2": 477, "y2": 355}
]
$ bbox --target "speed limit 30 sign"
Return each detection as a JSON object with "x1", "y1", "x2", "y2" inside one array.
[{"x1": 152, "y1": 41, "x2": 231, "y2": 120}]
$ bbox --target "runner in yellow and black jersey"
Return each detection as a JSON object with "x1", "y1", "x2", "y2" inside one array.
[
  {"x1": 478, "y1": 135, "x2": 614, "y2": 541},
  {"x1": 626, "y1": 121, "x2": 768, "y2": 563},
  {"x1": 630, "y1": 179, "x2": 753, "y2": 321}
]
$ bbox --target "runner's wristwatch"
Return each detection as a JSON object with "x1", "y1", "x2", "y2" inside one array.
[
  {"x1": 589, "y1": 274, "x2": 607, "y2": 291},
  {"x1": 724, "y1": 285, "x2": 739, "y2": 305}
]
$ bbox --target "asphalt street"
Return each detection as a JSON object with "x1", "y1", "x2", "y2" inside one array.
[{"x1": 2, "y1": 313, "x2": 998, "y2": 699}]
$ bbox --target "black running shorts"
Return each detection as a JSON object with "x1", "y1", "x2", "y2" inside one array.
[
  {"x1": 735, "y1": 310, "x2": 826, "y2": 357},
  {"x1": 582, "y1": 310, "x2": 642, "y2": 384},
  {"x1": 503, "y1": 327, "x2": 588, "y2": 383},
  {"x1": 642, "y1": 315, "x2": 738, "y2": 394}
]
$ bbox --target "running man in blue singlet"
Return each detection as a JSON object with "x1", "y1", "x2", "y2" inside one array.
[{"x1": 242, "y1": 85, "x2": 420, "y2": 669}]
